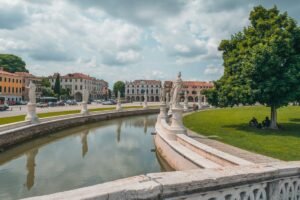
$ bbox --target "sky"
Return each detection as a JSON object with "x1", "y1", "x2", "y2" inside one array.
[{"x1": 0, "y1": 0, "x2": 299, "y2": 87}]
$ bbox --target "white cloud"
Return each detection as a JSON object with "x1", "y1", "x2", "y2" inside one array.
[
  {"x1": 0, "y1": 0, "x2": 299, "y2": 86},
  {"x1": 204, "y1": 65, "x2": 224, "y2": 75}
]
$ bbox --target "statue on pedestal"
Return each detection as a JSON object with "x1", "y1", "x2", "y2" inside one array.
[
  {"x1": 170, "y1": 72, "x2": 186, "y2": 134},
  {"x1": 28, "y1": 81, "x2": 36, "y2": 104},
  {"x1": 25, "y1": 81, "x2": 39, "y2": 123},
  {"x1": 116, "y1": 91, "x2": 122, "y2": 111},
  {"x1": 183, "y1": 90, "x2": 188, "y2": 111},
  {"x1": 171, "y1": 72, "x2": 183, "y2": 109},
  {"x1": 143, "y1": 91, "x2": 148, "y2": 109},
  {"x1": 81, "y1": 89, "x2": 89, "y2": 115}
]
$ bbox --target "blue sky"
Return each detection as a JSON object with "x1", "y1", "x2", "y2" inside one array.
[{"x1": 0, "y1": 0, "x2": 299, "y2": 86}]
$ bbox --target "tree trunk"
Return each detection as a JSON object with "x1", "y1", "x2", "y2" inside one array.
[{"x1": 270, "y1": 105, "x2": 278, "y2": 129}]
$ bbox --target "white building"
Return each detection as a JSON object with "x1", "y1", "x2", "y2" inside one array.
[
  {"x1": 49, "y1": 73, "x2": 108, "y2": 101},
  {"x1": 125, "y1": 80, "x2": 162, "y2": 102}
]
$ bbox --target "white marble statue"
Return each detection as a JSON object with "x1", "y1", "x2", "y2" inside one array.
[
  {"x1": 143, "y1": 91, "x2": 148, "y2": 109},
  {"x1": 197, "y1": 92, "x2": 202, "y2": 109},
  {"x1": 166, "y1": 92, "x2": 170, "y2": 105},
  {"x1": 183, "y1": 90, "x2": 188, "y2": 111},
  {"x1": 116, "y1": 91, "x2": 122, "y2": 111},
  {"x1": 81, "y1": 89, "x2": 89, "y2": 115},
  {"x1": 27, "y1": 81, "x2": 36, "y2": 104},
  {"x1": 83, "y1": 89, "x2": 89, "y2": 103},
  {"x1": 25, "y1": 81, "x2": 39, "y2": 123},
  {"x1": 160, "y1": 85, "x2": 165, "y2": 103},
  {"x1": 171, "y1": 72, "x2": 183, "y2": 109}
]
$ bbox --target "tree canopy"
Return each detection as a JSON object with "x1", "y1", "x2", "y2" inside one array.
[
  {"x1": 0, "y1": 54, "x2": 28, "y2": 73},
  {"x1": 113, "y1": 81, "x2": 125, "y2": 97},
  {"x1": 205, "y1": 6, "x2": 300, "y2": 129},
  {"x1": 54, "y1": 74, "x2": 61, "y2": 98}
]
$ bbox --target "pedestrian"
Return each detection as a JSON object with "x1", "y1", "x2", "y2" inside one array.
[{"x1": 19, "y1": 106, "x2": 21, "y2": 111}]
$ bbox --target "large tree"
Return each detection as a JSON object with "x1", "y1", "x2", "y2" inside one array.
[
  {"x1": 0, "y1": 54, "x2": 28, "y2": 73},
  {"x1": 113, "y1": 81, "x2": 125, "y2": 97},
  {"x1": 206, "y1": 6, "x2": 300, "y2": 129},
  {"x1": 54, "y1": 74, "x2": 61, "y2": 98}
]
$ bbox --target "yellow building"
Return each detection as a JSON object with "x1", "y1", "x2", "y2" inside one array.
[{"x1": 0, "y1": 67, "x2": 23, "y2": 104}]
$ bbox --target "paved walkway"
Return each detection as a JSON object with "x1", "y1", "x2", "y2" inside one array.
[{"x1": 187, "y1": 129, "x2": 280, "y2": 164}]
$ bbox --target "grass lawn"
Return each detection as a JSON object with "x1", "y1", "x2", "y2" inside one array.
[
  {"x1": 0, "y1": 106, "x2": 143, "y2": 126},
  {"x1": 183, "y1": 106, "x2": 300, "y2": 161}
]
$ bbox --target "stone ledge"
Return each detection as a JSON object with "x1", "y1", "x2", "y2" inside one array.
[
  {"x1": 0, "y1": 108, "x2": 159, "y2": 151},
  {"x1": 22, "y1": 162, "x2": 300, "y2": 200}
]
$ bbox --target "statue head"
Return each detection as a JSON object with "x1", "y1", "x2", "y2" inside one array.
[{"x1": 177, "y1": 72, "x2": 181, "y2": 79}]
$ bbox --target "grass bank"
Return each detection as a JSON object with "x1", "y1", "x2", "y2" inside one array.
[{"x1": 183, "y1": 106, "x2": 300, "y2": 161}]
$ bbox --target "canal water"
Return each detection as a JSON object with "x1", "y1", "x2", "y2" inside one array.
[{"x1": 0, "y1": 114, "x2": 171, "y2": 200}]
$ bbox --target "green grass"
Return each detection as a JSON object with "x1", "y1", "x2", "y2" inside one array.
[
  {"x1": 0, "y1": 106, "x2": 143, "y2": 126},
  {"x1": 183, "y1": 106, "x2": 300, "y2": 161}
]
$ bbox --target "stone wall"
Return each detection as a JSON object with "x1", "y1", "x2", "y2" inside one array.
[{"x1": 0, "y1": 108, "x2": 159, "y2": 151}]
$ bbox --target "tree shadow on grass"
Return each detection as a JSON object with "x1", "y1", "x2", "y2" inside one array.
[
  {"x1": 289, "y1": 118, "x2": 300, "y2": 123},
  {"x1": 222, "y1": 122, "x2": 300, "y2": 138}
]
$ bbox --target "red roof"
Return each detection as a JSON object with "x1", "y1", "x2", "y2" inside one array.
[
  {"x1": 132, "y1": 80, "x2": 161, "y2": 85},
  {"x1": 0, "y1": 69, "x2": 20, "y2": 77}
]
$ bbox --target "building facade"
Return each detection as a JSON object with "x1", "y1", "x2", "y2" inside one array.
[
  {"x1": 48, "y1": 73, "x2": 108, "y2": 101},
  {"x1": 125, "y1": 80, "x2": 162, "y2": 102},
  {"x1": 15, "y1": 72, "x2": 42, "y2": 101},
  {"x1": 0, "y1": 67, "x2": 23, "y2": 103},
  {"x1": 125, "y1": 79, "x2": 213, "y2": 102},
  {"x1": 164, "y1": 81, "x2": 214, "y2": 102}
]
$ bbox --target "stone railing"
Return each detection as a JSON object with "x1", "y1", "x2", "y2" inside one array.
[
  {"x1": 154, "y1": 102, "x2": 253, "y2": 170},
  {"x1": 22, "y1": 162, "x2": 300, "y2": 200}
]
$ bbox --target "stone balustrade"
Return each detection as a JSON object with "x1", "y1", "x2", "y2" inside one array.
[{"x1": 22, "y1": 162, "x2": 300, "y2": 200}]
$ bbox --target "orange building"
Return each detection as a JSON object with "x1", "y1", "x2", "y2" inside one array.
[{"x1": 0, "y1": 67, "x2": 23, "y2": 104}]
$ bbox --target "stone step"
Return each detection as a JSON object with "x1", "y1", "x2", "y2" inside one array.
[
  {"x1": 167, "y1": 139, "x2": 222, "y2": 169},
  {"x1": 177, "y1": 134, "x2": 253, "y2": 166}
]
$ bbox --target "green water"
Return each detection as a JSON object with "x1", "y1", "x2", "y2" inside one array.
[{"x1": 0, "y1": 114, "x2": 170, "y2": 200}]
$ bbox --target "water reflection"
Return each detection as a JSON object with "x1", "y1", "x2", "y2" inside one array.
[
  {"x1": 0, "y1": 114, "x2": 170, "y2": 200},
  {"x1": 25, "y1": 149, "x2": 38, "y2": 190},
  {"x1": 80, "y1": 130, "x2": 89, "y2": 158}
]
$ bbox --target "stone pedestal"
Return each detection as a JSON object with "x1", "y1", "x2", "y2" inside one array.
[
  {"x1": 143, "y1": 102, "x2": 148, "y2": 109},
  {"x1": 157, "y1": 103, "x2": 167, "y2": 124},
  {"x1": 116, "y1": 102, "x2": 122, "y2": 111},
  {"x1": 197, "y1": 101, "x2": 202, "y2": 110},
  {"x1": 170, "y1": 107, "x2": 186, "y2": 134},
  {"x1": 183, "y1": 102, "x2": 188, "y2": 111},
  {"x1": 81, "y1": 102, "x2": 89, "y2": 115},
  {"x1": 25, "y1": 103, "x2": 39, "y2": 123}
]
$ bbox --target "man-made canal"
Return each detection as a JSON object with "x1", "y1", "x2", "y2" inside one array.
[{"x1": 0, "y1": 114, "x2": 170, "y2": 200}]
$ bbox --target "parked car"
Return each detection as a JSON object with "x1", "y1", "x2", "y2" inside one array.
[
  {"x1": 36, "y1": 102, "x2": 48, "y2": 108},
  {"x1": 48, "y1": 102, "x2": 57, "y2": 107},
  {"x1": 0, "y1": 104, "x2": 9, "y2": 111},
  {"x1": 66, "y1": 100, "x2": 77, "y2": 105},
  {"x1": 57, "y1": 101, "x2": 65, "y2": 106},
  {"x1": 102, "y1": 100, "x2": 116, "y2": 105}
]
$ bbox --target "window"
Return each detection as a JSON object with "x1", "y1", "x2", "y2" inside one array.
[
  {"x1": 12, "y1": 87, "x2": 14, "y2": 93},
  {"x1": 4, "y1": 87, "x2": 6, "y2": 92},
  {"x1": 80, "y1": 85, "x2": 82, "y2": 90},
  {"x1": 0, "y1": 77, "x2": 2, "y2": 81},
  {"x1": 4, "y1": 78, "x2": 6, "y2": 82},
  {"x1": 132, "y1": 89, "x2": 134, "y2": 94},
  {"x1": 0, "y1": 86, "x2": 1, "y2": 92},
  {"x1": 8, "y1": 78, "x2": 10, "y2": 82},
  {"x1": 75, "y1": 85, "x2": 78, "y2": 90},
  {"x1": 8, "y1": 87, "x2": 10, "y2": 93}
]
